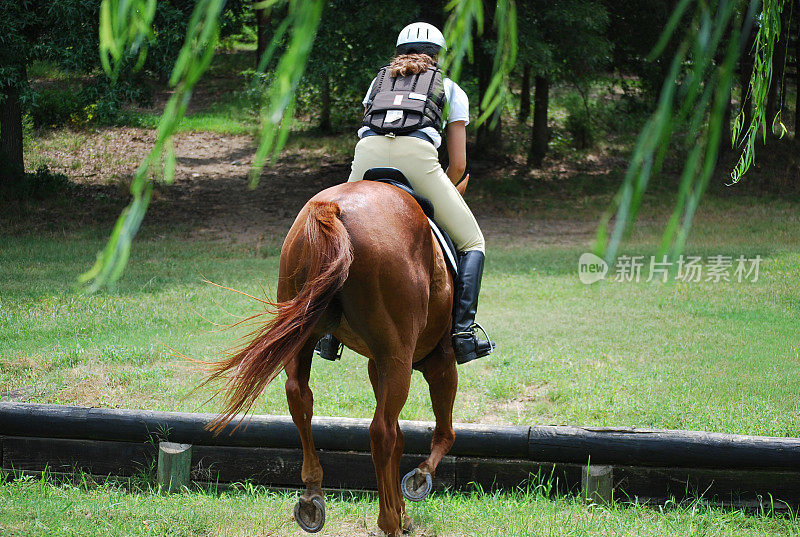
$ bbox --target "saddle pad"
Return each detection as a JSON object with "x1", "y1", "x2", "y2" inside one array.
[{"x1": 427, "y1": 218, "x2": 459, "y2": 275}]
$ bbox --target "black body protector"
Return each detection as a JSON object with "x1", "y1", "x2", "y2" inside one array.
[{"x1": 363, "y1": 64, "x2": 446, "y2": 135}]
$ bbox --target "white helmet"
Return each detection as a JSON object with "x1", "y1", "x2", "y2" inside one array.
[{"x1": 396, "y1": 22, "x2": 447, "y2": 51}]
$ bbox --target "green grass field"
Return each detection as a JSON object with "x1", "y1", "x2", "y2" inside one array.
[
  {"x1": 3, "y1": 195, "x2": 800, "y2": 537},
  {"x1": 2, "y1": 196, "x2": 799, "y2": 437},
  {"x1": 1, "y1": 471, "x2": 798, "y2": 537}
]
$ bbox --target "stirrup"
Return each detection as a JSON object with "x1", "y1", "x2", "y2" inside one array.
[
  {"x1": 314, "y1": 335, "x2": 343, "y2": 361},
  {"x1": 453, "y1": 322, "x2": 496, "y2": 364},
  {"x1": 471, "y1": 322, "x2": 496, "y2": 355},
  {"x1": 453, "y1": 323, "x2": 495, "y2": 351}
]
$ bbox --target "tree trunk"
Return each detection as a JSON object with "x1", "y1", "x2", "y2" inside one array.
[
  {"x1": 255, "y1": 2, "x2": 268, "y2": 69},
  {"x1": 721, "y1": 86, "x2": 732, "y2": 152},
  {"x1": 1, "y1": 85, "x2": 25, "y2": 183},
  {"x1": 795, "y1": 0, "x2": 799, "y2": 140},
  {"x1": 528, "y1": 76, "x2": 549, "y2": 168},
  {"x1": 319, "y1": 74, "x2": 331, "y2": 133},
  {"x1": 519, "y1": 63, "x2": 531, "y2": 123},
  {"x1": 474, "y1": 0, "x2": 502, "y2": 155},
  {"x1": 739, "y1": 57, "x2": 753, "y2": 136},
  {"x1": 765, "y1": 7, "x2": 790, "y2": 139}
]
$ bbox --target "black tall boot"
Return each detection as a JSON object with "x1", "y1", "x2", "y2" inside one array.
[
  {"x1": 452, "y1": 250, "x2": 495, "y2": 364},
  {"x1": 314, "y1": 334, "x2": 343, "y2": 361}
]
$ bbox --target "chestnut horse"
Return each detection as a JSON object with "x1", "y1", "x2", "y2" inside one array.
[{"x1": 206, "y1": 176, "x2": 470, "y2": 536}]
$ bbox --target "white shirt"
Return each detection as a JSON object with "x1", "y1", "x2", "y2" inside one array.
[{"x1": 358, "y1": 76, "x2": 469, "y2": 149}]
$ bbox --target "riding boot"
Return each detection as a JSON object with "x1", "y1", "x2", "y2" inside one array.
[
  {"x1": 452, "y1": 250, "x2": 495, "y2": 364},
  {"x1": 314, "y1": 334, "x2": 343, "y2": 361}
]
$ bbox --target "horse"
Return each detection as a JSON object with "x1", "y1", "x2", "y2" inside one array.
[{"x1": 205, "y1": 173, "x2": 471, "y2": 536}]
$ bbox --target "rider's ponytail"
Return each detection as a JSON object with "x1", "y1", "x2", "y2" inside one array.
[{"x1": 389, "y1": 53, "x2": 436, "y2": 77}]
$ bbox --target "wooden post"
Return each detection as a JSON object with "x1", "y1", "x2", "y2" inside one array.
[
  {"x1": 157, "y1": 442, "x2": 192, "y2": 493},
  {"x1": 582, "y1": 465, "x2": 613, "y2": 504}
]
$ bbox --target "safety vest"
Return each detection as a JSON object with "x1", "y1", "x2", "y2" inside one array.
[{"x1": 362, "y1": 64, "x2": 446, "y2": 135}]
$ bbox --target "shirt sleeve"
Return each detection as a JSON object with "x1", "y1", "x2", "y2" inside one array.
[
  {"x1": 445, "y1": 79, "x2": 470, "y2": 126},
  {"x1": 362, "y1": 78, "x2": 377, "y2": 107}
]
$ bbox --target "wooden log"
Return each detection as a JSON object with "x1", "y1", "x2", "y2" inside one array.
[
  {"x1": 3, "y1": 403, "x2": 800, "y2": 471},
  {"x1": 453, "y1": 457, "x2": 583, "y2": 494},
  {"x1": 582, "y1": 465, "x2": 613, "y2": 504},
  {"x1": 157, "y1": 442, "x2": 192, "y2": 493},
  {"x1": 2, "y1": 436, "x2": 153, "y2": 476},
  {"x1": 191, "y1": 446, "x2": 456, "y2": 491},
  {"x1": 0, "y1": 403, "x2": 529, "y2": 459},
  {"x1": 527, "y1": 426, "x2": 800, "y2": 470},
  {"x1": 3, "y1": 435, "x2": 799, "y2": 507},
  {"x1": 612, "y1": 465, "x2": 800, "y2": 507}
]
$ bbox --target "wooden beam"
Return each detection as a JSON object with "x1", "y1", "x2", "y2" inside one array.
[
  {"x1": 0, "y1": 403, "x2": 529, "y2": 458},
  {"x1": 2, "y1": 403, "x2": 799, "y2": 471},
  {"x1": 2, "y1": 436, "x2": 154, "y2": 476},
  {"x1": 527, "y1": 426, "x2": 800, "y2": 470},
  {"x1": 3, "y1": 436, "x2": 799, "y2": 507},
  {"x1": 613, "y1": 465, "x2": 800, "y2": 507}
]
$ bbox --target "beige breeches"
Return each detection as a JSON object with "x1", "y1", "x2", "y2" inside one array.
[{"x1": 347, "y1": 135, "x2": 485, "y2": 253}]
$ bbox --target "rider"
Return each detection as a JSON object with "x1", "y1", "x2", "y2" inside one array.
[{"x1": 316, "y1": 22, "x2": 494, "y2": 365}]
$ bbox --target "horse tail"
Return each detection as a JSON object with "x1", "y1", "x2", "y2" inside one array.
[{"x1": 206, "y1": 201, "x2": 353, "y2": 433}]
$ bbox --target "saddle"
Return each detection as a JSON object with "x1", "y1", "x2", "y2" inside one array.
[{"x1": 363, "y1": 167, "x2": 459, "y2": 274}]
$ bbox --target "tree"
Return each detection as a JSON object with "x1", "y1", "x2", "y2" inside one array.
[
  {"x1": 0, "y1": 1, "x2": 99, "y2": 181},
  {"x1": 0, "y1": 0, "x2": 247, "y2": 185},
  {"x1": 518, "y1": 63, "x2": 531, "y2": 123},
  {"x1": 516, "y1": 0, "x2": 610, "y2": 166},
  {"x1": 473, "y1": 0, "x2": 504, "y2": 154},
  {"x1": 302, "y1": 0, "x2": 418, "y2": 133},
  {"x1": 765, "y1": 6, "x2": 790, "y2": 139},
  {"x1": 795, "y1": 0, "x2": 800, "y2": 140},
  {"x1": 255, "y1": 2, "x2": 270, "y2": 69},
  {"x1": 602, "y1": 0, "x2": 674, "y2": 98},
  {"x1": 597, "y1": 0, "x2": 791, "y2": 263}
]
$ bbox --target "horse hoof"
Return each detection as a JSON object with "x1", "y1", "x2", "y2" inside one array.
[
  {"x1": 401, "y1": 468, "x2": 432, "y2": 502},
  {"x1": 294, "y1": 495, "x2": 325, "y2": 533}
]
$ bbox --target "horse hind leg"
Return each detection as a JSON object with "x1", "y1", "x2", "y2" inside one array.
[
  {"x1": 402, "y1": 338, "x2": 457, "y2": 503},
  {"x1": 368, "y1": 355, "x2": 413, "y2": 536},
  {"x1": 285, "y1": 339, "x2": 326, "y2": 533},
  {"x1": 392, "y1": 420, "x2": 415, "y2": 534}
]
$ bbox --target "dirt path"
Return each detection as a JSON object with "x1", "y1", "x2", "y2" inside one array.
[{"x1": 15, "y1": 128, "x2": 601, "y2": 245}]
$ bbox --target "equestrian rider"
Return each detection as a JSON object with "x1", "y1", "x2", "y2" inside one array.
[{"x1": 316, "y1": 22, "x2": 495, "y2": 365}]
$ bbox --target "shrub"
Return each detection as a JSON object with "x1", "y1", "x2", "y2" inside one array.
[
  {"x1": 565, "y1": 106, "x2": 594, "y2": 150},
  {"x1": 28, "y1": 88, "x2": 85, "y2": 128}
]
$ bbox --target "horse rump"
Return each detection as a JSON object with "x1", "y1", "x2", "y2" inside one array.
[{"x1": 206, "y1": 201, "x2": 353, "y2": 433}]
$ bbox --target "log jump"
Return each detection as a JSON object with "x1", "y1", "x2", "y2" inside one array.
[{"x1": 1, "y1": 403, "x2": 798, "y2": 508}]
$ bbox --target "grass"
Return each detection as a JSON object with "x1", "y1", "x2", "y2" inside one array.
[
  {"x1": 1, "y1": 471, "x2": 798, "y2": 537},
  {"x1": 2, "y1": 196, "x2": 799, "y2": 438}
]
